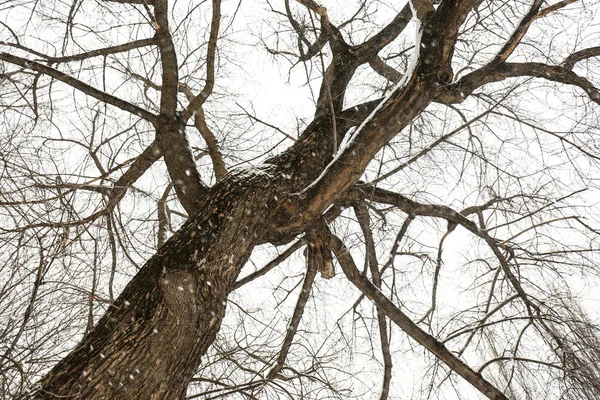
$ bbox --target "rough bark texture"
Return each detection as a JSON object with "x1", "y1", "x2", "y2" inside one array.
[{"x1": 30, "y1": 170, "x2": 274, "y2": 398}]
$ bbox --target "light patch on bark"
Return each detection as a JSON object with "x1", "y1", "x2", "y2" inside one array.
[{"x1": 161, "y1": 269, "x2": 198, "y2": 314}]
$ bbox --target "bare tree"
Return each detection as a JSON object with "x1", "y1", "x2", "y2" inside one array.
[{"x1": 1, "y1": 0, "x2": 600, "y2": 399}]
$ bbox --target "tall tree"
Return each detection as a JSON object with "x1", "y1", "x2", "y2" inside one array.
[{"x1": 1, "y1": 0, "x2": 600, "y2": 399}]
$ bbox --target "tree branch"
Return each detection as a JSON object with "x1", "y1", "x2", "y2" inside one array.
[
  {"x1": 109, "y1": 141, "x2": 163, "y2": 201},
  {"x1": 325, "y1": 232, "x2": 508, "y2": 400},
  {"x1": 563, "y1": 46, "x2": 600, "y2": 70},
  {"x1": 182, "y1": 85, "x2": 228, "y2": 181},
  {"x1": 368, "y1": 56, "x2": 403, "y2": 83},
  {"x1": 445, "y1": 61, "x2": 600, "y2": 105},
  {"x1": 358, "y1": 186, "x2": 537, "y2": 313},
  {"x1": 154, "y1": 0, "x2": 178, "y2": 117},
  {"x1": 157, "y1": 184, "x2": 173, "y2": 248},
  {"x1": 0, "y1": 53, "x2": 157, "y2": 124},
  {"x1": 286, "y1": 0, "x2": 481, "y2": 226},
  {"x1": 181, "y1": 0, "x2": 221, "y2": 123},
  {"x1": 233, "y1": 240, "x2": 305, "y2": 290},
  {"x1": 154, "y1": 0, "x2": 208, "y2": 215},
  {"x1": 1, "y1": 38, "x2": 156, "y2": 64},
  {"x1": 409, "y1": 0, "x2": 435, "y2": 21},
  {"x1": 267, "y1": 257, "x2": 317, "y2": 379},
  {"x1": 536, "y1": 0, "x2": 577, "y2": 19},
  {"x1": 490, "y1": 0, "x2": 544, "y2": 64},
  {"x1": 353, "y1": 202, "x2": 392, "y2": 400},
  {"x1": 354, "y1": 3, "x2": 413, "y2": 62}
]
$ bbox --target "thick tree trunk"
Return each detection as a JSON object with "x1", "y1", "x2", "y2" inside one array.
[{"x1": 29, "y1": 173, "x2": 267, "y2": 399}]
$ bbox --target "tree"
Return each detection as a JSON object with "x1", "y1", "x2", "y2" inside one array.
[{"x1": 1, "y1": 0, "x2": 600, "y2": 398}]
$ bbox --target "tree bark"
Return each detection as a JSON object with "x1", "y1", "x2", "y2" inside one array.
[{"x1": 30, "y1": 172, "x2": 267, "y2": 399}]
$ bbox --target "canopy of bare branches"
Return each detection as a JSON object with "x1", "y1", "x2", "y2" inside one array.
[{"x1": 1, "y1": 0, "x2": 600, "y2": 399}]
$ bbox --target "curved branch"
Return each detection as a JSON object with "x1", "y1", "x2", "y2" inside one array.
[
  {"x1": 478, "y1": 356, "x2": 563, "y2": 374},
  {"x1": 368, "y1": 56, "x2": 403, "y2": 83},
  {"x1": 357, "y1": 186, "x2": 538, "y2": 313},
  {"x1": 154, "y1": 0, "x2": 208, "y2": 215},
  {"x1": 354, "y1": 4, "x2": 413, "y2": 62},
  {"x1": 563, "y1": 46, "x2": 600, "y2": 70},
  {"x1": 444, "y1": 61, "x2": 600, "y2": 105}
]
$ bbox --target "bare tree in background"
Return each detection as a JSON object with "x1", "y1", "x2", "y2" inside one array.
[{"x1": 1, "y1": 0, "x2": 600, "y2": 398}]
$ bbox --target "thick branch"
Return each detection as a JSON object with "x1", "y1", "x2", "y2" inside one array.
[
  {"x1": 354, "y1": 4, "x2": 413, "y2": 62},
  {"x1": 368, "y1": 56, "x2": 403, "y2": 83},
  {"x1": 0, "y1": 53, "x2": 157, "y2": 123},
  {"x1": 444, "y1": 62, "x2": 600, "y2": 105},
  {"x1": 154, "y1": 0, "x2": 178, "y2": 117},
  {"x1": 295, "y1": 0, "x2": 327, "y2": 16},
  {"x1": 294, "y1": 71, "x2": 429, "y2": 224},
  {"x1": 536, "y1": 0, "x2": 577, "y2": 19},
  {"x1": 1, "y1": 38, "x2": 156, "y2": 64},
  {"x1": 563, "y1": 46, "x2": 600, "y2": 70},
  {"x1": 410, "y1": 0, "x2": 435, "y2": 21},
  {"x1": 181, "y1": 0, "x2": 221, "y2": 123},
  {"x1": 311, "y1": 5, "x2": 356, "y2": 118},
  {"x1": 154, "y1": 0, "x2": 208, "y2": 214},
  {"x1": 157, "y1": 184, "x2": 173, "y2": 248},
  {"x1": 109, "y1": 142, "x2": 162, "y2": 201},
  {"x1": 326, "y1": 233, "x2": 508, "y2": 400},
  {"x1": 491, "y1": 0, "x2": 544, "y2": 64},
  {"x1": 284, "y1": 0, "x2": 313, "y2": 48},
  {"x1": 299, "y1": 31, "x2": 328, "y2": 61},
  {"x1": 288, "y1": 0, "x2": 480, "y2": 225}
]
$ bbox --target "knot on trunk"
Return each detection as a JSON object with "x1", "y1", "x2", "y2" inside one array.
[
  {"x1": 304, "y1": 232, "x2": 335, "y2": 279},
  {"x1": 437, "y1": 67, "x2": 453, "y2": 85}
]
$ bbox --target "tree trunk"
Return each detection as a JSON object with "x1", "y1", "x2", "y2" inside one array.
[{"x1": 30, "y1": 173, "x2": 267, "y2": 399}]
